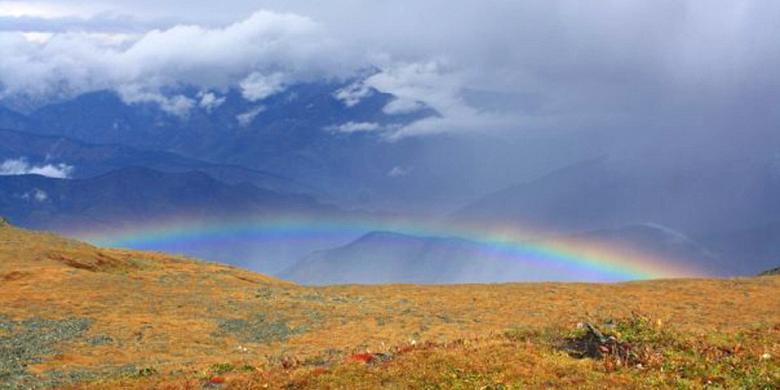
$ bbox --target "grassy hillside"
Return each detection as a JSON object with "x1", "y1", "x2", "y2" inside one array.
[{"x1": 1, "y1": 223, "x2": 778, "y2": 388}]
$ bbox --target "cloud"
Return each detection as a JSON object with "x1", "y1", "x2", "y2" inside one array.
[
  {"x1": 0, "y1": 158, "x2": 73, "y2": 178},
  {"x1": 20, "y1": 188, "x2": 48, "y2": 202},
  {"x1": 116, "y1": 85, "x2": 195, "y2": 117},
  {"x1": 325, "y1": 121, "x2": 381, "y2": 133},
  {"x1": 333, "y1": 81, "x2": 373, "y2": 107},
  {"x1": 0, "y1": 1, "x2": 99, "y2": 19},
  {"x1": 382, "y1": 97, "x2": 425, "y2": 115},
  {"x1": 0, "y1": 10, "x2": 356, "y2": 112},
  {"x1": 240, "y1": 72, "x2": 286, "y2": 101},
  {"x1": 364, "y1": 61, "x2": 521, "y2": 139},
  {"x1": 197, "y1": 91, "x2": 226, "y2": 112},
  {"x1": 387, "y1": 166, "x2": 411, "y2": 177},
  {"x1": 236, "y1": 106, "x2": 266, "y2": 127},
  {"x1": 0, "y1": 1, "x2": 779, "y2": 140}
]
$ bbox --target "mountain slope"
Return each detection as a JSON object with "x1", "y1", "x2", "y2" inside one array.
[
  {"x1": 6, "y1": 86, "x2": 476, "y2": 212},
  {"x1": 453, "y1": 155, "x2": 780, "y2": 241},
  {"x1": 0, "y1": 106, "x2": 30, "y2": 130},
  {"x1": 1, "y1": 223, "x2": 778, "y2": 388},
  {"x1": 282, "y1": 231, "x2": 533, "y2": 284},
  {"x1": 23, "y1": 85, "x2": 428, "y2": 181},
  {"x1": 282, "y1": 224, "x2": 723, "y2": 284},
  {"x1": 0, "y1": 128, "x2": 309, "y2": 194},
  {"x1": 0, "y1": 167, "x2": 327, "y2": 232}
]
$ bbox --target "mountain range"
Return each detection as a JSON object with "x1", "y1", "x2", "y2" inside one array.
[
  {"x1": 0, "y1": 128, "x2": 309, "y2": 194},
  {"x1": 0, "y1": 166, "x2": 329, "y2": 232},
  {"x1": 281, "y1": 223, "x2": 727, "y2": 285},
  {"x1": 1, "y1": 81, "x2": 778, "y2": 280}
]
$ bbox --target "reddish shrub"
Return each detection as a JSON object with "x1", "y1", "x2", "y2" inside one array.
[
  {"x1": 349, "y1": 352, "x2": 375, "y2": 363},
  {"x1": 208, "y1": 376, "x2": 225, "y2": 384}
]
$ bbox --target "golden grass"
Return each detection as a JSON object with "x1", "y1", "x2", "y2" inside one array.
[{"x1": 1, "y1": 224, "x2": 778, "y2": 388}]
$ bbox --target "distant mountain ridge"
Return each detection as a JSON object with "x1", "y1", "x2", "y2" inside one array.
[
  {"x1": 0, "y1": 83, "x2": 463, "y2": 211},
  {"x1": 0, "y1": 106, "x2": 30, "y2": 130},
  {"x1": 450, "y1": 155, "x2": 780, "y2": 275},
  {"x1": 453, "y1": 155, "x2": 780, "y2": 235},
  {"x1": 281, "y1": 230, "x2": 523, "y2": 284},
  {"x1": 281, "y1": 223, "x2": 721, "y2": 285},
  {"x1": 0, "y1": 166, "x2": 330, "y2": 232},
  {"x1": 0, "y1": 128, "x2": 312, "y2": 195},
  {"x1": 19, "y1": 84, "x2": 431, "y2": 176}
]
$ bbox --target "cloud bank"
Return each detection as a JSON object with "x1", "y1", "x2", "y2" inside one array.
[
  {"x1": 0, "y1": 10, "x2": 355, "y2": 114},
  {"x1": 1, "y1": 1, "x2": 779, "y2": 139}
]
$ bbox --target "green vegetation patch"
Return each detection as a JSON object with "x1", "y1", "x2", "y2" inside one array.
[
  {"x1": 86, "y1": 334, "x2": 114, "y2": 346},
  {"x1": 559, "y1": 314, "x2": 779, "y2": 388},
  {"x1": 214, "y1": 314, "x2": 307, "y2": 344},
  {"x1": 0, "y1": 315, "x2": 92, "y2": 389}
]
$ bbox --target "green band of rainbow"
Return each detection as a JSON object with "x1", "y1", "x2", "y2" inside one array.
[{"x1": 79, "y1": 215, "x2": 707, "y2": 281}]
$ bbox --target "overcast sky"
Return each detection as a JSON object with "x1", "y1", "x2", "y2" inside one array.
[{"x1": 1, "y1": 0, "x2": 779, "y2": 140}]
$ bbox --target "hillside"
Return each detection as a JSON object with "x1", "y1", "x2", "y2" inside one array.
[{"x1": 1, "y1": 224, "x2": 778, "y2": 388}]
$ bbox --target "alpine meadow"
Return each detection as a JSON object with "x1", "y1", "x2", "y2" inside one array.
[{"x1": 0, "y1": 1, "x2": 778, "y2": 388}]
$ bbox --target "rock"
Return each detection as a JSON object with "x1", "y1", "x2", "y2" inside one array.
[{"x1": 0, "y1": 216, "x2": 9, "y2": 227}]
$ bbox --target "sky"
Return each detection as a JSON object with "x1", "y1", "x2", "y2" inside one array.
[{"x1": 0, "y1": 1, "x2": 779, "y2": 141}]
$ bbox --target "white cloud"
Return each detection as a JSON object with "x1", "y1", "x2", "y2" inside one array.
[
  {"x1": 0, "y1": 158, "x2": 74, "y2": 178},
  {"x1": 20, "y1": 188, "x2": 48, "y2": 202},
  {"x1": 116, "y1": 85, "x2": 195, "y2": 117},
  {"x1": 21, "y1": 31, "x2": 52, "y2": 43},
  {"x1": 240, "y1": 72, "x2": 286, "y2": 101},
  {"x1": 334, "y1": 81, "x2": 372, "y2": 107},
  {"x1": 364, "y1": 61, "x2": 521, "y2": 139},
  {"x1": 236, "y1": 105, "x2": 265, "y2": 127},
  {"x1": 0, "y1": 10, "x2": 355, "y2": 114},
  {"x1": 198, "y1": 91, "x2": 225, "y2": 112},
  {"x1": 0, "y1": 1, "x2": 93, "y2": 18},
  {"x1": 387, "y1": 166, "x2": 411, "y2": 177},
  {"x1": 325, "y1": 121, "x2": 381, "y2": 133},
  {"x1": 382, "y1": 97, "x2": 425, "y2": 115}
]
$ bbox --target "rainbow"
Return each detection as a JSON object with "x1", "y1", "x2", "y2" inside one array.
[{"x1": 77, "y1": 215, "x2": 707, "y2": 282}]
